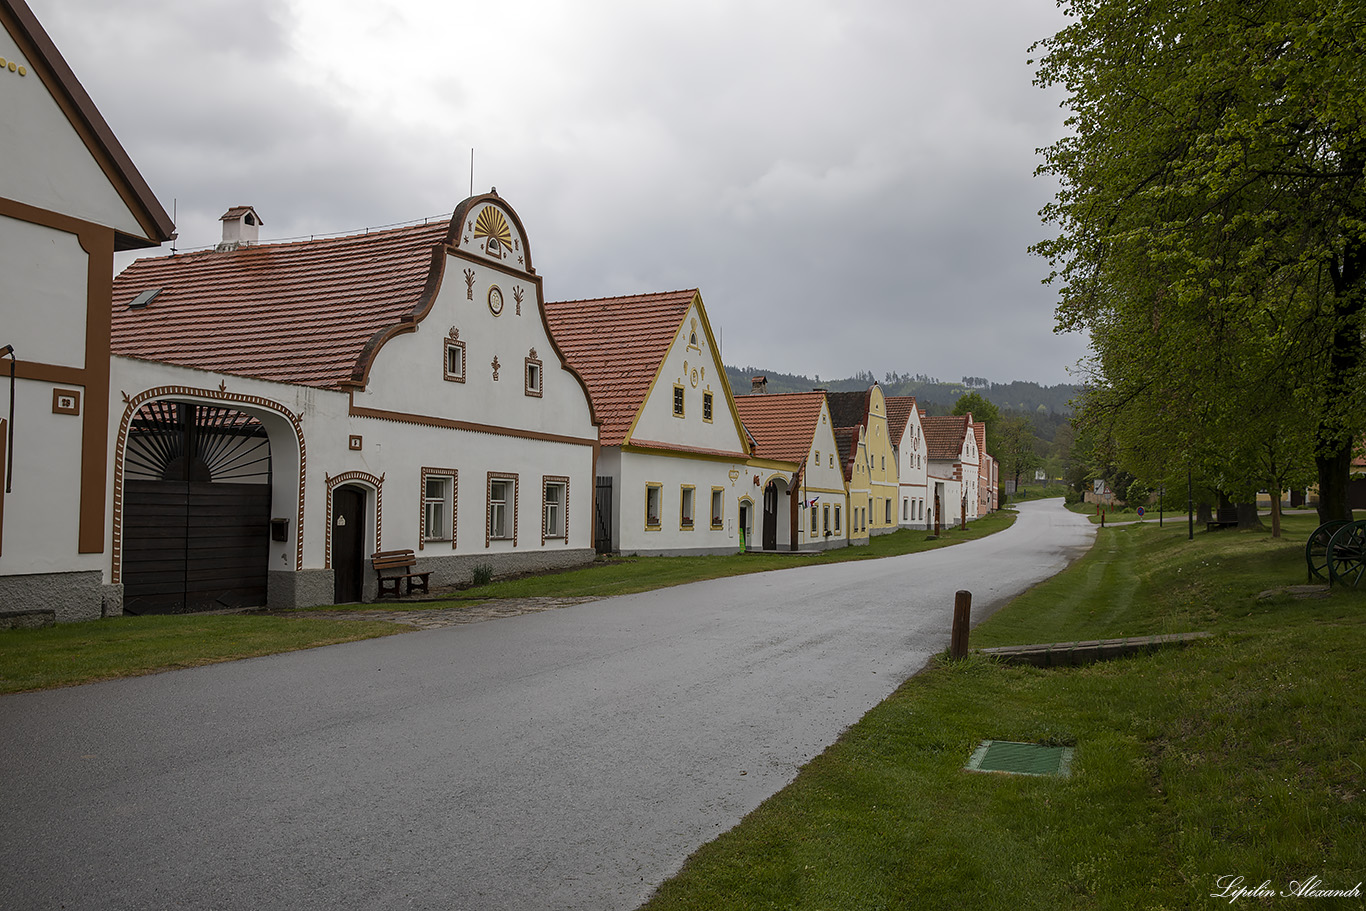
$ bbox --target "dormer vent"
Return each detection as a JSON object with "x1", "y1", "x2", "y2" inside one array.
[
  {"x1": 128, "y1": 288, "x2": 161, "y2": 309},
  {"x1": 217, "y1": 205, "x2": 263, "y2": 251}
]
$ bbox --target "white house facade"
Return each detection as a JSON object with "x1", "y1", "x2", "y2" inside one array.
[
  {"x1": 0, "y1": 0, "x2": 176, "y2": 621},
  {"x1": 107, "y1": 193, "x2": 599, "y2": 612}
]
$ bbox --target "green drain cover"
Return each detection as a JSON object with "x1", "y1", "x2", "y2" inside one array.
[{"x1": 966, "y1": 740, "x2": 1073, "y2": 778}]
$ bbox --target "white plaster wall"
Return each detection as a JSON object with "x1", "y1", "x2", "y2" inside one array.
[
  {"x1": 613, "y1": 450, "x2": 752, "y2": 554},
  {"x1": 0, "y1": 377, "x2": 99, "y2": 575},
  {"x1": 629, "y1": 301, "x2": 748, "y2": 455},
  {"x1": 0, "y1": 217, "x2": 87, "y2": 369},
  {"x1": 358, "y1": 248, "x2": 594, "y2": 441},
  {"x1": 897, "y1": 407, "x2": 929, "y2": 529},
  {"x1": 793, "y1": 402, "x2": 850, "y2": 547},
  {"x1": 0, "y1": 28, "x2": 148, "y2": 238}
]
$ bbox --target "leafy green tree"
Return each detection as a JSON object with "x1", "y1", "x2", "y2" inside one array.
[
  {"x1": 1033, "y1": 0, "x2": 1366, "y2": 523},
  {"x1": 951, "y1": 392, "x2": 1000, "y2": 449},
  {"x1": 997, "y1": 414, "x2": 1043, "y2": 492}
]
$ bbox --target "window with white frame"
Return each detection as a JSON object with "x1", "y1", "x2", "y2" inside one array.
[
  {"x1": 834, "y1": 505, "x2": 841, "y2": 533},
  {"x1": 680, "y1": 485, "x2": 695, "y2": 529},
  {"x1": 422, "y1": 472, "x2": 455, "y2": 544},
  {"x1": 886, "y1": 499, "x2": 893, "y2": 524},
  {"x1": 525, "y1": 350, "x2": 543, "y2": 397},
  {"x1": 646, "y1": 483, "x2": 662, "y2": 529},
  {"x1": 444, "y1": 334, "x2": 466, "y2": 383},
  {"x1": 543, "y1": 478, "x2": 567, "y2": 540},
  {"x1": 487, "y1": 474, "x2": 517, "y2": 544},
  {"x1": 903, "y1": 498, "x2": 909, "y2": 521},
  {"x1": 823, "y1": 504, "x2": 830, "y2": 535}
]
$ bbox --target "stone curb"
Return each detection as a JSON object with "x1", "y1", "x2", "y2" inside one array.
[{"x1": 977, "y1": 631, "x2": 1213, "y2": 667}]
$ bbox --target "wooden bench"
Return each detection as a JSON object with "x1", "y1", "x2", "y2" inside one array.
[
  {"x1": 371, "y1": 549, "x2": 431, "y2": 598},
  {"x1": 1206, "y1": 506, "x2": 1239, "y2": 531}
]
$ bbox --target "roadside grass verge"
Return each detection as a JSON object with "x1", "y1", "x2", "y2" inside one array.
[
  {"x1": 2, "y1": 510, "x2": 1018, "y2": 689},
  {"x1": 641, "y1": 515, "x2": 1366, "y2": 910},
  {"x1": 0, "y1": 614, "x2": 402, "y2": 695},
  {"x1": 343, "y1": 509, "x2": 1019, "y2": 605}
]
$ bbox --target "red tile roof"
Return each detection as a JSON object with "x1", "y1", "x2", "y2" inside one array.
[
  {"x1": 922, "y1": 414, "x2": 971, "y2": 461},
  {"x1": 543, "y1": 289, "x2": 698, "y2": 447},
  {"x1": 733, "y1": 391, "x2": 826, "y2": 464},
  {"x1": 110, "y1": 219, "x2": 450, "y2": 389},
  {"x1": 885, "y1": 395, "x2": 918, "y2": 443},
  {"x1": 973, "y1": 423, "x2": 987, "y2": 465}
]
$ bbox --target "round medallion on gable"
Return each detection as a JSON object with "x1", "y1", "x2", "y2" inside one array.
[
  {"x1": 690, "y1": 369, "x2": 699, "y2": 388},
  {"x1": 488, "y1": 285, "x2": 504, "y2": 316}
]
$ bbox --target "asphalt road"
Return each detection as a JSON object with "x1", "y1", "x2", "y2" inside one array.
[{"x1": 0, "y1": 499, "x2": 1095, "y2": 911}]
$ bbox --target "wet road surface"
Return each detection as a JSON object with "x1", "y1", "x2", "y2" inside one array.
[{"x1": 0, "y1": 499, "x2": 1094, "y2": 910}]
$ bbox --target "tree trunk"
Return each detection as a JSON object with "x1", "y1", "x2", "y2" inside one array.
[
  {"x1": 1316, "y1": 443, "x2": 1354, "y2": 524},
  {"x1": 1235, "y1": 502, "x2": 1262, "y2": 530},
  {"x1": 1196, "y1": 501, "x2": 1212, "y2": 525},
  {"x1": 1270, "y1": 489, "x2": 1282, "y2": 538}
]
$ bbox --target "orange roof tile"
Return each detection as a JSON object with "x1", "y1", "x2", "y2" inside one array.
[
  {"x1": 833, "y1": 425, "x2": 862, "y2": 482},
  {"x1": 110, "y1": 219, "x2": 450, "y2": 389},
  {"x1": 733, "y1": 391, "x2": 826, "y2": 464},
  {"x1": 922, "y1": 414, "x2": 971, "y2": 461},
  {"x1": 885, "y1": 395, "x2": 918, "y2": 443},
  {"x1": 973, "y1": 423, "x2": 987, "y2": 464},
  {"x1": 543, "y1": 289, "x2": 698, "y2": 447}
]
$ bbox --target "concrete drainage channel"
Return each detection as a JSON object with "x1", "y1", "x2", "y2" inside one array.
[
  {"x1": 966, "y1": 740, "x2": 1075, "y2": 778},
  {"x1": 976, "y1": 631, "x2": 1213, "y2": 667}
]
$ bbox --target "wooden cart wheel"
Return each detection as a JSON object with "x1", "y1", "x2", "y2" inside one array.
[
  {"x1": 1306, "y1": 519, "x2": 1349, "y2": 582},
  {"x1": 1326, "y1": 520, "x2": 1366, "y2": 588}
]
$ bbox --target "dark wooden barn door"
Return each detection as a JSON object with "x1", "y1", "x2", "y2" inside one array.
[
  {"x1": 762, "y1": 481, "x2": 778, "y2": 552},
  {"x1": 332, "y1": 486, "x2": 366, "y2": 603},
  {"x1": 594, "y1": 476, "x2": 614, "y2": 553},
  {"x1": 122, "y1": 402, "x2": 271, "y2": 615}
]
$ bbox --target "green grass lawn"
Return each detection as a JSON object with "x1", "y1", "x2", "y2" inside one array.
[
  {"x1": 0, "y1": 614, "x2": 402, "y2": 694},
  {"x1": 641, "y1": 515, "x2": 1366, "y2": 910}
]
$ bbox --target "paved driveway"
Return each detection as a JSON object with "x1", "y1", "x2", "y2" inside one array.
[{"x1": 0, "y1": 499, "x2": 1094, "y2": 911}]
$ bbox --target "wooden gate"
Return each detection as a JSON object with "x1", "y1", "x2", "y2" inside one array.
[
  {"x1": 594, "y1": 476, "x2": 614, "y2": 554},
  {"x1": 762, "y1": 481, "x2": 778, "y2": 552},
  {"x1": 121, "y1": 401, "x2": 272, "y2": 614}
]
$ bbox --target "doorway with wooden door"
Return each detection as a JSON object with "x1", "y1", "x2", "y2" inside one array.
[{"x1": 332, "y1": 485, "x2": 367, "y2": 603}]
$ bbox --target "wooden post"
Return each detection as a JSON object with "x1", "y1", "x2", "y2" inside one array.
[{"x1": 950, "y1": 590, "x2": 972, "y2": 659}]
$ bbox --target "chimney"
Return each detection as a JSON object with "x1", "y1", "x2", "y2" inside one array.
[
  {"x1": 751, "y1": 376, "x2": 768, "y2": 394},
  {"x1": 218, "y1": 206, "x2": 263, "y2": 251}
]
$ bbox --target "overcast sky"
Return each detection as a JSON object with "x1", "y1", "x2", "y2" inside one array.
[{"x1": 39, "y1": 0, "x2": 1087, "y2": 385}]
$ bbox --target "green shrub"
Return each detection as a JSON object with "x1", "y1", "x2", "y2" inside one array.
[{"x1": 470, "y1": 563, "x2": 494, "y2": 587}]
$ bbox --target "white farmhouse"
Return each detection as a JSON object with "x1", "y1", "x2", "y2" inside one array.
[
  {"x1": 734, "y1": 390, "x2": 850, "y2": 551},
  {"x1": 545, "y1": 290, "x2": 785, "y2": 555},
  {"x1": 887, "y1": 396, "x2": 930, "y2": 530},
  {"x1": 108, "y1": 193, "x2": 599, "y2": 611},
  {"x1": 0, "y1": 0, "x2": 176, "y2": 621}
]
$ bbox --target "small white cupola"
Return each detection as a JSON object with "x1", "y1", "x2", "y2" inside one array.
[{"x1": 217, "y1": 205, "x2": 263, "y2": 251}]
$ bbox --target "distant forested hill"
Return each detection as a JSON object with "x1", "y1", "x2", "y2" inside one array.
[{"x1": 724, "y1": 365, "x2": 1080, "y2": 415}]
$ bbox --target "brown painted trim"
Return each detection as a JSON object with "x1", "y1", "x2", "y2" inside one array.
[
  {"x1": 0, "y1": 1, "x2": 174, "y2": 246},
  {"x1": 621, "y1": 440, "x2": 753, "y2": 463},
  {"x1": 449, "y1": 194, "x2": 537, "y2": 275},
  {"x1": 111, "y1": 386, "x2": 307, "y2": 582},
  {"x1": 349, "y1": 400, "x2": 596, "y2": 448},
  {"x1": 326, "y1": 471, "x2": 383, "y2": 566}
]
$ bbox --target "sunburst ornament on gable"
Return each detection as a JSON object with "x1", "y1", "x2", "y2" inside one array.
[{"x1": 473, "y1": 206, "x2": 513, "y2": 259}]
